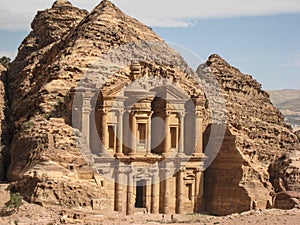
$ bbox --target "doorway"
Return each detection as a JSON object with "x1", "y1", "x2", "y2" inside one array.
[{"x1": 135, "y1": 180, "x2": 146, "y2": 208}]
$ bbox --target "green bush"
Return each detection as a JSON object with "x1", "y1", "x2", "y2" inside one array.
[
  {"x1": 0, "y1": 56, "x2": 11, "y2": 68},
  {"x1": 21, "y1": 121, "x2": 35, "y2": 131},
  {"x1": 5, "y1": 192, "x2": 23, "y2": 208}
]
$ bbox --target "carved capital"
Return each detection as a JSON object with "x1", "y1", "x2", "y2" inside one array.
[
  {"x1": 101, "y1": 108, "x2": 109, "y2": 114},
  {"x1": 115, "y1": 109, "x2": 124, "y2": 116},
  {"x1": 129, "y1": 110, "x2": 136, "y2": 116},
  {"x1": 178, "y1": 111, "x2": 185, "y2": 118},
  {"x1": 118, "y1": 166, "x2": 131, "y2": 174},
  {"x1": 195, "y1": 111, "x2": 202, "y2": 117},
  {"x1": 179, "y1": 167, "x2": 186, "y2": 173},
  {"x1": 82, "y1": 108, "x2": 92, "y2": 113},
  {"x1": 149, "y1": 168, "x2": 159, "y2": 175},
  {"x1": 194, "y1": 167, "x2": 204, "y2": 173},
  {"x1": 98, "y1": 169, "x2": 111, "y2": 175}
]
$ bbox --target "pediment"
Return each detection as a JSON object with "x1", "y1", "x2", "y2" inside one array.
[
  {"x1": 102, "y1": 82, "x2": 127, "y2": 97},
  {"x1": 152, "y1": 85, "x2": 189, "y2": 102}
]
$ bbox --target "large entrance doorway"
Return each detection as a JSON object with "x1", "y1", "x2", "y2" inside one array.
[{"x1": 135, "y1": 180, "x2": 146, "y2": 208}]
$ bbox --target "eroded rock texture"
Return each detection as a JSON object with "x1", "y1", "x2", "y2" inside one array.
[
  {"x1": 269, "y1": 145, "x2": 300, "y2": 209},
  {"x1": 7, "y1": 0, "x2": 88, "y2": 123},
  {"x1": 0, "y1": 64, "x2": 6, "y2": 180},
  {"x1": 200, "y1": 54, "x2": 299, "y2": 215},
  {"x1": 3, "y1": 0, "x2": 299, "y2": 215},
  {"x1": 5, "y1": 0, "x2": 192, "y2": 209},
  {"x1": 5, "y1": 1, "x2": 109, "y2": 208}
]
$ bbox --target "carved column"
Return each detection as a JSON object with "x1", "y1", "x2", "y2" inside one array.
[
  {"x1": 162, "y1": 168, "x2": 170, "y2": 214},
  {"x1": 163, "y1": 113, "x2": 170, "y2": 155},
  {"x1": 194, "y1": 168, "x2": 204, "y2": 212},
  {"x1": 146, "y1": 179, "x2": 151, "y2": 212},
  {"x1": 100, "y1": 110, "x2": 108, "y2": 154},
  {"x1": 130, "y1": 112, "x2": 137, "y2": 155},
  {"x1": 116, "y1": 110, "x2": 124, "y2": 156},
  {"x1": 127, "y1": 171, "x2": 135, "y2": 215},
  {"x1": 146, "y1": 114, "x2": 152, "y2": 155},
  {"x1": 115, "y1": 168, "x2": 123, "y2": 212},
  {"x1": 151, "y1": 169, "x2": 159, "y2": 214},
  {"x1": 176, "y1": 167, "x2": 185, "y2": 214},
  {"x1": 82, "y1": 95, "x2": 92, "y2": 147},
  {"x1": 194, "y1": 111, "x2": 203, "y2": 155},
  {"x1": 178, "y1": 112, "x2": 185, "y2": 156}
]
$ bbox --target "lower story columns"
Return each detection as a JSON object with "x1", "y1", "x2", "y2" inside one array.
[
  {"x1": 151, "y1": 170, "x2": 160, "y2": 214},
  {"x1": 176, "y1": 168, "x2": 185, "y2": 214},
  {"x1": 127, "y1": 171, "x2": 135, "y2": 215},
  {"x1": 162, "y1": 168, "x2": 170, "y2": 214},
  {"x1": 115, "y1": 172, "x2": 123, "y2": 212},
  {"x1": 194, "y1": 169, "x2": 204, "y2": 212}
]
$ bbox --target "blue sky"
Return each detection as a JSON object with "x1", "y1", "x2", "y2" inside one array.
[
  {"x1": 0, "y1": 0, "x2": 299, "y2": 90},
  {"x1": 154, "y1": 14, "x2": 300, "y2": 90}
]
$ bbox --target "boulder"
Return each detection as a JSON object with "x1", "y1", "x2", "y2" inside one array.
[{"x1": 274, "y1": 191, "x2": 300, "y2": 210}]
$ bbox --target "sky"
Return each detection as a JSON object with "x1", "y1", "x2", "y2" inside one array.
[{"x1": 0, "y1": 0, "x2": 299, "y2": 90}]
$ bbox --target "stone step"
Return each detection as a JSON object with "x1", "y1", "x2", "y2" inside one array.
[{"x1": 134, "y1": 208, "x2": 148, "y2": 214}]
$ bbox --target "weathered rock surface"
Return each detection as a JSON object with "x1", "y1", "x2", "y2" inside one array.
[
  {"x1": 7, "y1": 0, "x2": 88, "y2": 123},
  {"x1": 0, "y1": 184, "x2": 10, "y2": 208},
  {"x1": 199, "y1": 54, "x2": 299, "y2": 215},
  {"x1": 2, "y1": 0, "x2": 300, "y2": 216},
  {"x1": 5, "y1": 0, "x2": 193, "y2": 209},
  {"x1": 0, "y1": 64, "x2": 6, "y2": 181},
  {"x1": 269, "y1": 145, "x2": 300, "y2": 210},
  {"x1": 5, "y1": 1, "x2": 101, "y2": 207},
  {"x1": 273, "y1": 191, "x2": 300, "y2": 210},
  {"x1": 268, "y1": 91, "x2": 300, "y2": 210}
]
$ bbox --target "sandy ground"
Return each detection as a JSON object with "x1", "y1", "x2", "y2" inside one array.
[{"x1": 1, "y1": 202, "x2": 300, "y2": 225}]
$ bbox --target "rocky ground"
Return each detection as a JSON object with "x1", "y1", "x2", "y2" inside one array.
[{"x1": 1, "y1": 201, "x2": 300, "y2": 225}]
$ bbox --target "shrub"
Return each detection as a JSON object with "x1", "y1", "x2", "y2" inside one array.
[
  {"x1": 21, "y1": 121, "x2": 35, "y2": 131},
  {"x1": 0, "y1": 56, "x2": 11, "y2": 68},
  {"x1": 5, "y1": 192, "x2": 23, "y2": 208}
]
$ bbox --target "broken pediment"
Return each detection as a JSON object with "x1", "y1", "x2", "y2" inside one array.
[{"x1": 152, "y1": 84, "x2": 190, "y2": 104}]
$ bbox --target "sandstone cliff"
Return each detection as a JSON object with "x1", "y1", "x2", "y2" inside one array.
[
  {"x1": 7, "y1": 0, "x2": 88, "y2": 123},
  {"x1": 0, "y1": 64, "x2": 6, "y2": 181},
  {"x1": 199, "y1": 54, "x2": 300, "y2": 215},
  {"x1": 5, "y1": 1, "x2": 110, "y2": 208},
  {"x1": 269, "y1": 140, "x2": 300, "y2": 209},
  {"x1": 5, "y1": 0, "x2": 193, "y2": 209},
  {"x1": 2, "y1": 0, "x2": 299, "y2": 216}
]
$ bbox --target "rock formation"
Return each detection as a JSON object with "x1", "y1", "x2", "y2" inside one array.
[
  {"x1": 0, "y1": 0, "x2": 299, "y2": 216},
  {"x1": 0, "y1": 64, "x2": 6, "y2": 181},
  {"x1": 269, "y1": 141, "x2": 300, "y2": 209},
  {"x1": 5, "y1": 1, "x2": 109, "y2": 208},
  {"x1": 7, "y1": 0, "x2": 88, "y2": 123},
  {"x1": 5, "y1": 0, "x2": 192, "y2": 210},
  {"x1": 199, "y1": 54, "x2": 299, "y2": 215}
]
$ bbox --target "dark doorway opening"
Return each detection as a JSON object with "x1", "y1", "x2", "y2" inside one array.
[{"x1": 135, "y1": 180, "x2": 146, "y2": 208}]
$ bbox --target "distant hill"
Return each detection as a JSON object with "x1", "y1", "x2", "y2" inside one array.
[{"x1": 268, "y1": 89, "x2": 300, "y2": 129}]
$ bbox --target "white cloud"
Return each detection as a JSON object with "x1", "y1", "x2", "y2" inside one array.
[
  {"x1": 1, "y1": 0, "x2": 300, "y2": 30},
  {"x1": 143, "y1": 18, "x2": 192, "y2": 28},
  {"x1": 113, "y1": 0, "x2": 300, "y2": 27}
]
